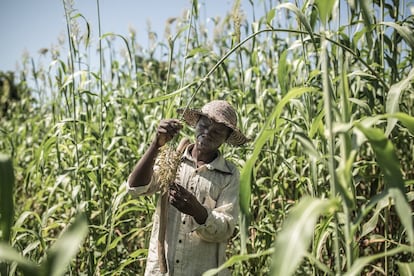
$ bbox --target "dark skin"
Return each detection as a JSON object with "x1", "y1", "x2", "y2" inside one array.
[{"x1": 129, "y1": 115, "x2": 232, "y2": 225}]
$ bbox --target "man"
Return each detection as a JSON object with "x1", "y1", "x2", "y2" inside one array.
[{"x1": 127, "y1": 100, "x2": 248, "y2": 275}]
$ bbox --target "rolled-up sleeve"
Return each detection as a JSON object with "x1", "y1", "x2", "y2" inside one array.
[
  {"x1": 126, "y1": 166, "x2": 161, "y2": 197},
  {"x1": 194, "y1": 169, "x2": 240, "y2": 243}
]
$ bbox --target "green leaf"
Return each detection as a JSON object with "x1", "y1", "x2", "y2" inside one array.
[
  {"x1": 276, "y1": 3, "x2": 316, "y2": 44},
  {"x1": 108, "y1": 235, "x2": 123, "y2": 251},
  {"x1": 203, "y1": 248, "x2": 274, "y2": 276},
  {"x1": 41, "y1": 214, "x2": 88, "y2": 276},
  {"x1": 358, "y1": 0, "x2": 374, "y2": 48},
  {"x1": 397, "y1": 261, "x2": 414, "y2": 276},
  {"x1": 270, "y1": 197, "x2": 337, "y2": 276},
  {"x1": 278, "y1": 50, "x2": 289, "y2": 95},
  {"x1": 100, "y1": 33, "x2": 133, "y2": 67},
  {"x1": 345, "y1": 244, "x2": 414, "y2": 275},
  {"x1": 335, "y1": 149, "x2": 357, "y2": 208},
  {"x1": 356, "y1": 125, "x2": 403, "y2": 189},
  {"x1": 266, "y1": 8, "x2": 276, "y2": 25},
  {"x1": 0, "y1": 242, "x2": 40, "y2": 275},
  {"x1": 358, "y1": 112, "x2": 414, "y2": 137},
  {"x1": 240, "y1": 86, "x2": 319, "y2": 216},
  {"x1": 294, "y1": 132, "x2": 320, "y2": 161},
  {"x1": 360, "y1": 194, "x2": 389, "y2": 238},
  {"x1": 185, "y1": 47, "x2": 211, "y2": 59},
  {"x1": 392, "y1": 112, "x2": 414, "y2": 136},
  {"x1": 129, "y1": 248, "x2": 148, "y2": 258},
  {"x1": 389, "y1": 187, "x2": 414, "y2": 244},
  {"x1": 309, "y1": 109, "x2": 324, "y2": 138},
  {"x1": 314, "y1": 0, "x2": 337, "y2": 24},
  {"x1": 60, "y1": 70, "x2": 88, "y2": 91},
  {"x1": 356, "y1": 124, "x2": 414, "y2": 244},
  {"x1": 0, "y1": 154, "x2": 14, "y2": 243},
  {"x1": 381, "y1": 22, "x2": 414, "y2": 50},
  {"x1": 385, "y1": 68, "x2": 414, "y2": 136},
  {"x1": 239, "y1": 86, "x2": 319, "y2": 253},
  {"x1": 143, "y1": 81, "x2": 197, "y2": 104}
]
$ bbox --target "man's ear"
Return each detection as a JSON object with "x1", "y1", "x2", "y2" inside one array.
[{"x1": 226, "y1": 129, "x2": 233, "y2": 140}]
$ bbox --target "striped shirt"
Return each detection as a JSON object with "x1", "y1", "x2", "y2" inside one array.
[{"x1": 127, "y1": 144, "x2": 240, "y2": 276}]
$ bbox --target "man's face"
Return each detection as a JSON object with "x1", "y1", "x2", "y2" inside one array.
[{"x1": 195, "y1": 115, "x2": 232, "y2": 151}]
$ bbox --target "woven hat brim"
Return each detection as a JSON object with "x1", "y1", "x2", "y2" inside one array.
[{"x1": 177, "y1": 108, "x2": 249, "y2": 146}]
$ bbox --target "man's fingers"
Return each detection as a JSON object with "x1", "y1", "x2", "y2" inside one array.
[
  {"x1": 158, "y1": 120, "x2": 182, "y2": 142},
  {"x1": 159, "y1": 119, "x2": 182, "y2": 130}
]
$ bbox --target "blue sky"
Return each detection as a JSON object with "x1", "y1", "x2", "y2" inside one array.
[
  {"x1": 2, "y1": 1, "x2": 413, "y2": 73},
  {"x1": 0, "y1": 0, "x2": 254, "y2": 72}
]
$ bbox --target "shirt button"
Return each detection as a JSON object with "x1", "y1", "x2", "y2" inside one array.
[
  {"x1": 182, "y1": 220, "x2": 186, "y2": 225},
  {"x1": 176, "y1": 260, "x2": 180, "y2": 264},
  {"x1": 178, "y1": 239, "x2": 182, "y2": 243}
]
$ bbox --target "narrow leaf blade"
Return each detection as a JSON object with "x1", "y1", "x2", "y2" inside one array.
[
  {"x1": 356, "y1": 124, "x2": 414, "y2": 244},
  {"x1": 42, "y1": 214, "x2": 88, "y2": 276},
  {"x1": 271, "y1": 197, "x2": 337, "y2": 276}
]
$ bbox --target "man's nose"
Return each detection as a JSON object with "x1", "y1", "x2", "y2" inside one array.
[{"x1": 202, "y1": 125, "x2": 213, "y2": 135}]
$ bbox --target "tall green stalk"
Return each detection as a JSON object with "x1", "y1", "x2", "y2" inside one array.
[
  {"x1": 88, "y1": 0, "x2": 105, "y2": 273},
  {"x1": 163, "y1": 0, "x2": 195, "y2": 118},
  {"x1": 96, "y1": 0, "x2": 104, "y2": 205},
  {"x1": 321, "y1": 35, "x2": 341, "y2": 274},
  {"x1": 339, "y1": 56, "x2": 355, "y2": 271},
  {"x1": 62, "y1": 0, "x2": 80, "y2": 187},
  {"x1": 177, "y1": 0, "x2": 195, "y2": 107}
]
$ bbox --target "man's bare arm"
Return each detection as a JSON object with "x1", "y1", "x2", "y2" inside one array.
[{"x1": 128, "y1": 119, "x2": 182, "y2": 187}]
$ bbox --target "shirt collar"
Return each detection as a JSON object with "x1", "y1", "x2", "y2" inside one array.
[{"x1": 182, "y1": 144, "x2": 233, "y2": 174}]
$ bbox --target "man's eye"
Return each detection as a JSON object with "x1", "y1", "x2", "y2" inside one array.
[
  {"x1": 200, "y1": 120, "x2": 210, "y2": 127},
  {"x1": 217, "y1": 127, "x2": 228, "y2": 133}
]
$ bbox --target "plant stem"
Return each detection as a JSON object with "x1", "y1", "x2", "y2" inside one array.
[
  {"x1": 97, "y1": 0, "x2": 104, "y2": 200},
  {"x1": 340, "y1": 55, "x2": 355, "y2": 271},
  {"x1": 321, "y1": 34, "x2": 341, "y2": 274},
  {"x1": 62, "y1": 0, "x2": 80, "y2": 187},
  {"x1": 178, "y1": 1, "x2": 195, "y2": 107},
  {"x1": 180, "y1": 28, "x2": 273, "y2": 117}
]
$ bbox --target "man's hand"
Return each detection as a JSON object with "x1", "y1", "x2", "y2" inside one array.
[
  {"x1": 155, "y1": 119, "x2": 182, "y2": 147},
  {"x1": 169, "y1": 183, "x2": 208, "y2": 225}
]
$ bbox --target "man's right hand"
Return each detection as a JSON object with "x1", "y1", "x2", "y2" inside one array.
[{"x1": 155, "y1": 119, "x2": 183, "y2": 147}]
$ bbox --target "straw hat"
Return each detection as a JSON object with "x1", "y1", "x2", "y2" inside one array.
[{"x1": 177, "y1": 100, "x2": 249, "y2": 146}]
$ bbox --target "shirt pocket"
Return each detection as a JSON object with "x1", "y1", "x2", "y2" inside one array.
[
  {"x1": 196, "y1": 179, "x2": 217, "y2": 209},
  {"x1": 197, "y1": 171, "x2": 229, "y2": 208},
  {"x1": 202, "y1": 194, "x2": 217, "y2": 209}
]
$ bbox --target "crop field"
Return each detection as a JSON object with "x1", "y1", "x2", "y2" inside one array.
[{"x1": 1, "y1": 0, "x2": 414, "y2": 275}]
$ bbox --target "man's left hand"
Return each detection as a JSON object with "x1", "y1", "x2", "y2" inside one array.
[{"x1": 169, "y1": 183, "x2": 208, "y2": 224}]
